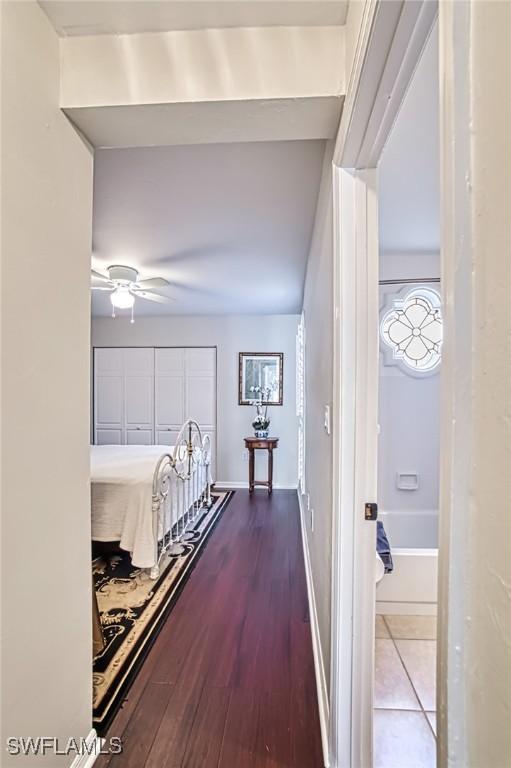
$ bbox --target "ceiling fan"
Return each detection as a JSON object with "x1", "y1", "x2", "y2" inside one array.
[{"x1": 91, "y1": 265, "x2": 174, "y2": 321}]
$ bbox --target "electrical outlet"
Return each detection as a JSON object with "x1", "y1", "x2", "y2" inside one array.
[
  {"x1": 306, "y1": 493, "x2": 311, "y2": 511},
  {"x1": 242, "y1": 449, "x2": 249, "y2": 462}
]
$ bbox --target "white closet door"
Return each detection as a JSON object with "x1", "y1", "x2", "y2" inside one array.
[
  {"x1": 94, "y1": 348, "x2": 123, "y2": 443},
  {"x1": 184, "y1": 348, "x2": 216, "y2": 480},
  {"x1": 95, "y1": 347, "x2": 123, "y2": 375},
  {"x1": 126, "y1": 429, "x2": 153, "y2": 445},
  {"x1": 95, "y1": 377, "x2": 123, "y2": 426},
  {"x1": 124, "y1": 347, "x2": 154, "y2": 375},
  {"x1": 94, "y1": 348, "x2": 217, "y2": 459},
  {"x1": 124, "y1": 349, "x2": 154, "y2": 443},
  {"x1": 155, "y1": 348, "x2": 185, "y2": 431},
  {"x1": 185, "y1": 348, "x2": 216, "y2": 428},
  {"x1": 94, "y1": 347, "x2": 154, "y2": 445},
  {"x1": 155, "y1": 429, "x2": 181, "y2": 447},
  {"x1": 125, "y1": 376, "x2": 154, "y2": 427},
  {"x1": 96, "y1": 429, "x2": 122, "y2": 445}
]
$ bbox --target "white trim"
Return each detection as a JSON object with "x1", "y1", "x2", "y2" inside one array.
[
  {"x1": 330, "y1": 167, "x2": 357, "y2": 768},
  {"x1": 68, "y1": 730, "x2": 102, "y2": 768},
  {"x1": 330, "y1": 167, "x2": 379, "y2": 768},
  {"x1": 351, "y1": 169, "x2": 379, "y2": 768},
  {"x1": 213, "y1": 481, "x2": 297, "y2": 490},
  {"x1": 297, "y1": 490, "x2": 330, "y2": 768},
  {"x1": 335, "y1": 0, "x2": 438, "y2": 168},
  {"x1": 329, "y1": 4, "x2": 438, "y2": 767}
]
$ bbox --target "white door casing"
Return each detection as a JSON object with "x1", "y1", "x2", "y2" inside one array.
[
  {"x1": 329, "y1": 2, "x2": 438, "y2": 767},
  {"x1": 330, "y1": 168, "x2": 379, "y2": 768}
]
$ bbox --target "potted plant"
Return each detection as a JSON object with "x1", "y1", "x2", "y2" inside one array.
[{"x1": 249, "y1": 385, "x2": 274, "y2": 438}]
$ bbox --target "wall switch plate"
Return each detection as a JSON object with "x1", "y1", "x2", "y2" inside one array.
[
  {"x1": 324, "y1": 405, "x2": 331, "y2": 435},
  {"x1": 310, "y1": 507, "x2": 314, "y2": 531}
]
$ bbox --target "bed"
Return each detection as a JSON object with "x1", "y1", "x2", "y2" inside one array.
[{"x1": 91, "y1": 420, "x2": 212, "y2": 578}]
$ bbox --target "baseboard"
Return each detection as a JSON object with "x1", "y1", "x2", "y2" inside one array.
[
  {"x1": 213, "y1": 481, "x2": 298, "y2": 490},
  {"x1": 297, "y1": 491, "x2": 330, "y2": 768},
  {"x1": 376, "y1": 601, "x2": 437, "y2": 616},
  {"x1": 69, "y1": 730, "x2": 103, "y2": 768}
]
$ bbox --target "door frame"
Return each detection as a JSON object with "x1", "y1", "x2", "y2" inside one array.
[{"x1": 329, "y1": 3, "x2": 438, "y2": 766}]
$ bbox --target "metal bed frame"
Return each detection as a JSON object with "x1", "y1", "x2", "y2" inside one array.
[{"x1": 150, "y1": 419, "x2": 212, "y2": 579}]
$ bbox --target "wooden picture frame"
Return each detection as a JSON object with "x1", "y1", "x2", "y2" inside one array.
[{"x1": 238, "y1": 352, "x2": 283, "y2": 406}]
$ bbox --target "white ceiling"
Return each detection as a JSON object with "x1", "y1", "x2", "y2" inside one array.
[
  {"x1": 40, "y1": 1, "x2": 348, "y2": 37},
  {"x1": 378, "y1": 22, "x2": 439, "y2": 255},
  {"x1": 92, "y1": 140, "x2": 326, "y2": 316}
]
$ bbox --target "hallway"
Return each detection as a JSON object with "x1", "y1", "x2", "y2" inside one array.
[{"x1": 97, "y1": 490, "x2": 323, "y2": 767}]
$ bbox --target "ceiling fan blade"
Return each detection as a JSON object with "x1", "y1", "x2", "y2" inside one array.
[
  {"x1": 91, "y1": 269, "x2": 113, "y2": 284},
  {"x1": 91, "y1": 285, "x2": 114, "y2": 291},
  {"x1": 132, "y1": 290, "x2": 175, "y2": 304},
  {"x1": 134, "y1": 277, "x2": 171, "y2": 290}
]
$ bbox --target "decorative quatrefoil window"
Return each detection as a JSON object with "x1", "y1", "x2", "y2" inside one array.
[{"x1": 380, "y1": 287, "x2": 443, "y2": 374}]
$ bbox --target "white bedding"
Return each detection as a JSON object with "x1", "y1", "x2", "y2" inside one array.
[{"x1": 91, "y1": 444, "x2": 186, "y2": 569}]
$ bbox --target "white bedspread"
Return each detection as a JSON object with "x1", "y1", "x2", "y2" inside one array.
[{"x1": 91, "y1": 445, "x2": 178, "y2": 569}]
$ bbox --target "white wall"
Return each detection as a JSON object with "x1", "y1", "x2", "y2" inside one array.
[
  {"x1": 60, "y1": 26, "x2": 345, "y2": 108},
  {"x1": 59, "y1": 25, "x2": 345, "y2": 149},
  {"x1": 378, "y1": 253, "x2": 440, "y2": 548},
  {"x1": 378, "y1": 23, "x2": 439, "y2": 254},
  {"x1": 91, "y1": 315, "x2": 299, "y2": 488},
  {"x1": 438, "y1": 3, "x2": 511, "y2": 765},
  {"x1": 1, "y1": 2, "x2": 93, "y2": 765},
  {"x1": 301, "y1": 142, "x2": 334, "y2": 684}
]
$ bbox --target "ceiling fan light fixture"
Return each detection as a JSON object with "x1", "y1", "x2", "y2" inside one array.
[{"x1": 110, "y1": 286, "x2": 135, "y2": 309}]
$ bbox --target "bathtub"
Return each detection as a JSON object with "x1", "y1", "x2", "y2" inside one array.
[{"x1": 376, "y1": 509, "x2": 438, "y2": 615}]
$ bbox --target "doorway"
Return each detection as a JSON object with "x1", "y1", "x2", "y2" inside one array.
[
  {"x1": 373, "y1": 19, "x2": 440, "y2": 767},
  {"x1": 329, "y1": 5, "x2": 440, "y2": 768}
]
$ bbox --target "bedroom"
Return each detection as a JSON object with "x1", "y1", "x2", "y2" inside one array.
[{"x1": 88, "y1": 137, "x2": 330, "y2": 754}]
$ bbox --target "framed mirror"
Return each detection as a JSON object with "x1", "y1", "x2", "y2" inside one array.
[{"x1": 239, "y1": 352, "x2": 283, "y2": 406}]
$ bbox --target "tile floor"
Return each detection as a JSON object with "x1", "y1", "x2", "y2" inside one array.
[{"x1": 374, "y1": 614, "x2": 437, "y2": 768}]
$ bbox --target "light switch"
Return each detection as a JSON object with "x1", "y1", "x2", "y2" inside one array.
[{"x1": 324, "y1": 405, "x2": 331, "y2": 435}]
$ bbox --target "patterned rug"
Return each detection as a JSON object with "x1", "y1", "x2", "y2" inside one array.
[{"x1": 92, "y1": 490, "x2": 233, "y2": 733}]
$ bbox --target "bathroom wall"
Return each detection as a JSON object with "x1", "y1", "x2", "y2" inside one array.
[{"x1": 377, "y1": 252, "x2": 440, "y2": 548}]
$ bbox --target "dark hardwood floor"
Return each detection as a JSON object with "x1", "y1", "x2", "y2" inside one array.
[{"x1": 96, "y1": 489, "x2": 324, "y2": 768}]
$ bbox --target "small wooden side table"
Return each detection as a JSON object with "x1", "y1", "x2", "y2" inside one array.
[{"x1": 244, "y1": 437, "x2": 279, "y2": 494}]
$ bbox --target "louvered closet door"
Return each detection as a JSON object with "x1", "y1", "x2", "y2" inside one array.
[
  {"x1": 124, "y1": 348, "x2": 154, "y2": 445},
  {"x1": 94, "y1": 348, "x2": 123, "y2": 444},
  {"x1": 155, "y1": 348, "x2": 185, "y2": 446}
]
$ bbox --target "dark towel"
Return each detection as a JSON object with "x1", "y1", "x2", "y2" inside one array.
[{"x1": 377, "y1": 521, "x2": 394, "y2": 574}]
